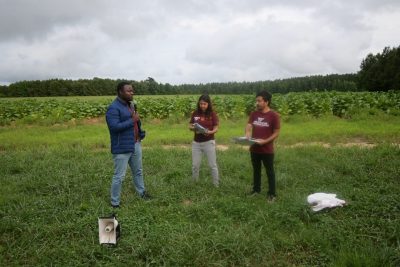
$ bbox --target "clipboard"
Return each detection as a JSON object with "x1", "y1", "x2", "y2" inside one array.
[
  {"x1": 193, "y1": 123, "x2": 208, "y2": 134},
  {"x1": 232, "y1": 137, "x2": 258, "y2": 145}
]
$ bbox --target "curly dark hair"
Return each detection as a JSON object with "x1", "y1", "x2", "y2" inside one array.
[
  {"x1": 256, "y1": 90, "x2": 272, "y2": 106},
  {"x1": 116, "y1": 81, "x2": 132, "y2": 95}
]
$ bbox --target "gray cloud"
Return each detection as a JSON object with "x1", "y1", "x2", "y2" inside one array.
[
  {"x1": 0, "y1": 0, "x2": 399, "y2": 84},
  {"x1": 0, "y1": 0, "x2": 108, "y2": 41}
]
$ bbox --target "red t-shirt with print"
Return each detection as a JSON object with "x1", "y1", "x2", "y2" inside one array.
[
  {"x1": 248, "y1": 110, "x2": 280, "y2": 154},
  {"x1": 190, "y1": 111, "x2": 219, "y2": 142}
]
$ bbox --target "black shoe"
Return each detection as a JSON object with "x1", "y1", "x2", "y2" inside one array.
[{"x1": 141, "y1": 191, "x2": 152, "y2": 200}]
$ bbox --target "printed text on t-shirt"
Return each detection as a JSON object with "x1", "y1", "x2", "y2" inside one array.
[{"x1": 253, "y1": 117, "x2": 270, "y2": 127}]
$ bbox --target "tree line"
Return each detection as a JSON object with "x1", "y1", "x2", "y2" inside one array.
[
  {"x1": 0, "y1": 74, "x2": 361, "y2": 97},
  {"x1": 1, "y1": 46, "x2": 398, "y2": 97}
]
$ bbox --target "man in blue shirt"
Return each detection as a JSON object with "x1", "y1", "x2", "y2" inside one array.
[{"x1": 106, "y1": 81, "x2": 151, "y2": 208}]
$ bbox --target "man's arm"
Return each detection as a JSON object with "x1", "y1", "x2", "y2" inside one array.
[
  {"x1": 106, "y1": 107, "x2": 134, "y2": 133},
  {"x1": 255, "y1": 128, "x2": 280, "y2": 145},
  {"x1": 245, "y1": 123, "x2": 252, "y2": 138}
]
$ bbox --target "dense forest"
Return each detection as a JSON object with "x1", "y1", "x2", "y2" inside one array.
[
  {"x1": 358, "y1": 46, "x2": 400, "y2": 91},
  {"x1": 1, "y1": 46, "x2": 398, "y2": 97}
]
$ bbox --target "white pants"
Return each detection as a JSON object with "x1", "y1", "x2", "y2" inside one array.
[{"x1": 192, "y1": 140, "x2": 219, "y2": 186}]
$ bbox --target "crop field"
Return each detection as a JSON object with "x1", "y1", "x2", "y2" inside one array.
[
  {"x1": 0, "y1": 92, "x2": 400, "y2": 266},
  {"x1": 1, "y1": 91, "x2": 399, "y2": 125}
]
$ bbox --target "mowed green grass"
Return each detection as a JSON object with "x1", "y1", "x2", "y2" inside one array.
[
  {"x1": 1, "y1": 114, "x2": 400, "y2": 149},
  {"x1": 0, "y1": 115, "x2": 400, "y2": 266}
]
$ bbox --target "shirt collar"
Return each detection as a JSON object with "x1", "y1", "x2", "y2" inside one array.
[{"x1": 117, "y1": 96, "x2": 130, "y2": 106}]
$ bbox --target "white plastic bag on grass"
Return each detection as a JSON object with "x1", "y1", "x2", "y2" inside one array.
[{"x1": 307, "y1": 193, "x2": 346, "y2": 212}]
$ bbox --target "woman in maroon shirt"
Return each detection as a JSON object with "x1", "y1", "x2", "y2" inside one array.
[{"x1": 189, "y1": 95, "x2": 220, "y2": 187}]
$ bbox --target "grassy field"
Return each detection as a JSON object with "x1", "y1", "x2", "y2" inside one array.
[
  {"x1": 1, "y1": 115, "x2": 399, "y2": 266},
  {"x1": 1, "y1": 114, "x2": 400, "y2": 149}
]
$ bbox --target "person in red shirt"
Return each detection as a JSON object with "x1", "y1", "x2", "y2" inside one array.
[
  {"x1": 245, "y1": 91, "x2": 280, "y2": 201},
  {"x1": 189, "y1": 95, "x2": 220, "y2": 187}
]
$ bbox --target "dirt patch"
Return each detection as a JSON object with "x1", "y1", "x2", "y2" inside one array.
[
  {"x1": 392, "y1": 143, "x2": 400, "y2": 148},
  {"x1": 182, "y1": 199, "x2": 193, "y2": 206},
  {"x1": 161, "y1": 144, "x2": 230, "y2": 151},
  {"x1": 91, "y1": 143, "x2": 109, "y2": 152},
  {"x1": 162, "y1": 145, "x2": 190, "y2": 150},
  {"x1": 281, "y1": 142, "x2": 377, "y2": 148},
  {"x1": 160, "y1": 142, "x2": 399, "y2": 150},
  {"x1": 283, "y1": 142, "x2": 331, "y2": 148},
  {"x1": 82, "y1": 117, "x2": 104, "y2": 124},
  {"x1": 337, "y1": 142, "x2": 376, "y2": 148},
  {"x1": 217, "y1": 145, "x2": 229, "y2": 151},
  {"x1": 149, "y1": 118, "x2": 163, "y2": 125}
]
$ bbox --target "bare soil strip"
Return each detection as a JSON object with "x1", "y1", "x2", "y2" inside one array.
[{"x1": 160, "y1": 142, "x2": 399, "y2": 150}]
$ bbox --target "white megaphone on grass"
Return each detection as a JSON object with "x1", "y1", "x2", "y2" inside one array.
[{"x1": 98, "y1": 214, "x2": 120, "y2": 245}]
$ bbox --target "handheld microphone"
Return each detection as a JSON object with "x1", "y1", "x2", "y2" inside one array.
[{"x1": 132, "y1": 100, "x2": 138, "y2": 114}]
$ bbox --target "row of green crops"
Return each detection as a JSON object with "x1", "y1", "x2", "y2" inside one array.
[
  {"x1": 0, "y1": 91, "x2": 399, "y2": 124},
  {"x1": 272, "y1": 90, "x2": 400, "y2": 117}
]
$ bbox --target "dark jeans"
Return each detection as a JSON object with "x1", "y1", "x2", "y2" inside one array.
[{"x1": 251, "y1": 152, "x2": 276, "y2": 197}]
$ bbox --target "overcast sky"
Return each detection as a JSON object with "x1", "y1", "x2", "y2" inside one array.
[{"x1": 0, "y1": 0, "x2": 399, "y2": 85}]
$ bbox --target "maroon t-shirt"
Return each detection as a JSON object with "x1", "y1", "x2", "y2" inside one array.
[
  {"x1": 248, "y1": 110, "x2": 280, "y2": 154},
  {"x1": 190, "y1": 111, "x2": 219, "y2": 142}
]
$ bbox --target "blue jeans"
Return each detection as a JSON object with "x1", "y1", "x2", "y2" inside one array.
[{"x1": 110, "y1": 142, "x2": 145, "y2": 205}]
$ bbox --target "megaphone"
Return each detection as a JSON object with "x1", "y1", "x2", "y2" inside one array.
[{"x1": 98, "y1": 214, "x2": 120, "y2": 245}]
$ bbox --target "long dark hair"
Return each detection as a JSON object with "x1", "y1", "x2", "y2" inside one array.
[{"x1": 197, "y1": 94, "x2": 213, "y2": 117}]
